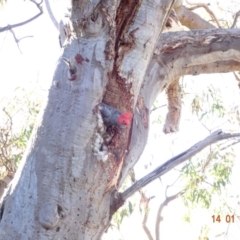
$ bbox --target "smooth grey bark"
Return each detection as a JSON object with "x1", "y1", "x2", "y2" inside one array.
[
  {"x1": 45, "y1": 0, "x2": 58, "y2": 30},
  {"x1": 0, "y1": 0, "x2": 175, "y2": 239},
  {"x1": 0, "y1": 1, "x2": 240, "y2": 240},
  {"x1": 175, "y1": 5, "x2": 215, "y2": 29}
]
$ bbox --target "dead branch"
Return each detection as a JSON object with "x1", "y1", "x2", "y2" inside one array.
[
  {"x1": 9, "y1": 27, "x2": 34, "y2": 53},
  {"x1": 233, "y1": 72, "x2": 240, "y2": 89},
  {"x1": 129, "y1": 170, "x2": 154, "y2": 240},
  {"x1": 45, "y1": 0, "x2": 58, "y2": 30},
  {"x1": 121, "y1": 130, "x2": 240, "y2": 202},
  {"x1": 155, "y1": 191, "x2": 183, "y2": 240},
  {"x1": 0, "y1": 0, "x2": 43, "y2": 33},
  {"x1": 142, "y1": 197, "x2": 154, "y2": 240},
  {"x1": 160, "y1": 0, "x2": 178, "y2": 36},
  {"x1": 231, "y1": 10, "x2": 240, "y2": 28}
]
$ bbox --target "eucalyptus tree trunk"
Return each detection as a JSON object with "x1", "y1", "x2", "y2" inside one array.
[{"x1": 0, "y1": 0, "x2": 240, "y2": 239}]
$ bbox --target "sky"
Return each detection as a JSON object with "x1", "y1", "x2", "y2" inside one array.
[
  {"x1": 0, "y1": 0, "x2": 62, "y2": 98},
  {"x1": 1, "y1": 1, "x2": 240, "y2": 240}
]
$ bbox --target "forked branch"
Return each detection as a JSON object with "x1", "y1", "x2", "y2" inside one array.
[
  {"x1": 155, "y1": 191, "x2": 184, "y2": 240},
  {"x1": 185, "y1": 0, "x2": 221, "y2": 28},
  {"x1": 0, "y1": 0, "x2": 43, "y2": 33}
]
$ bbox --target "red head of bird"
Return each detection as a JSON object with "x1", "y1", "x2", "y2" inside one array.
[{"x1": 117, "y1": 112, "x2": 133, "y2": 127}]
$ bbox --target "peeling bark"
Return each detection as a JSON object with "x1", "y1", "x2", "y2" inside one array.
[{"x1": 163, "y1": 79, "x2": 181, "y2": 133}]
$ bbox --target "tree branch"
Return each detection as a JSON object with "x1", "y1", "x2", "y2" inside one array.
[
  {"x1": 175, "y1": 5, "x2": 215, "y2": 29},
  {"x1": 156, "y1": 28, "x2": 240, "y2": 77},
  {"x1": 151, "y1": 104, "x2": 167, "y2": 113},
  {"x1": 185, "y1": 0, "x2": 221, "y2": 28},
  {"x1": 184, "y1": 60, "x2": 240, "y2": 76},
  {"x1": 45, "y1": 0, "x2": 58, "y2": 30},
  {"x1": 155, "y1": 191, "x2": 184, "y2": 240},
  {"x1": 161, "y1": 0, "x2": 178, "y2": 34},
  {"x1": 8, "y1": 29, "x2": 33, "y2": 54},
  {"x1": 121, "y1": 130, "x2": 240, "y2": 201},
  {"x1": 0, "y1": 0, "x2": 43, "y2": 33},
  {"x1": 129, "y1": 170, "x2": 154, "y2": 240},
  {"x1": 219, "y1": 139, "x2": 240, "y2": 151},
  {"x1": 233, "y1": 72, "x2": 240, "y2": 89},
  {"x1": 142, "y1": 197, "x2": 154, "y2": 240},
  {"x1": 231, "y1": 10, "x2": 240, "y2": 28}
]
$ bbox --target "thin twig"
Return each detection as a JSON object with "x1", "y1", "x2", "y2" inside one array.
[
  {"x1": 0, "y1": 30, "x2": 8, "y2": 53},
  {"x1": 8, "y1": 29, "x2": 34, "y2": 53},
  {"x1": 18, "y1": 36, "x2": 34, "y2": 41},
  {"x1": 233, "y1": 72, "x2": 240, "y2": 89},
  {"x1": 0, "y1": 109, "x2": 13, "y2": 172},
  {"x1": 9, "y1": 29, "x2": 22, "y2": 54},
  {"x1": 161, "y1": 0, "x2": 177, "y2": 35},
  {"x1": 0, "y1": 0, "x2": 43, "y2": 33},
  {"x1": 129, "y1": 170, "x2": 154, "y2": 240},
  {"x1": 2, "y1": 109, "x2": 13, "y2": 130},
  {"x1": 231, "y1": 10, "x2": 240, "y2": 28},
  {"x1": 219, "y1": 139, "x2": 240, "y2": 151},
  {"x1": 151, "y1": 104, "x2": 167, "y2": 113},
  {"x1": 142, "y1": 198, "x2": 154, "y2": 240},
  {"x1": 121, "y1": 130, "x2": 240, "y2": 202}
]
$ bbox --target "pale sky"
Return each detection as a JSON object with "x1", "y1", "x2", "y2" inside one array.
[{"x1": 1, "y1": 1, "x2": 240, "y2": 240}]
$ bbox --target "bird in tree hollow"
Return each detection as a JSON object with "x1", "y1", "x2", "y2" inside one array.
[{"x1": 100, "y1": 103, "x2": 133, "y2": 129}]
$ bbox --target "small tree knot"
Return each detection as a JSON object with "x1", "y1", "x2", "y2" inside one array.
[{"x1": 38, "y1": 202, "x2": 64, "y2": 229}]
